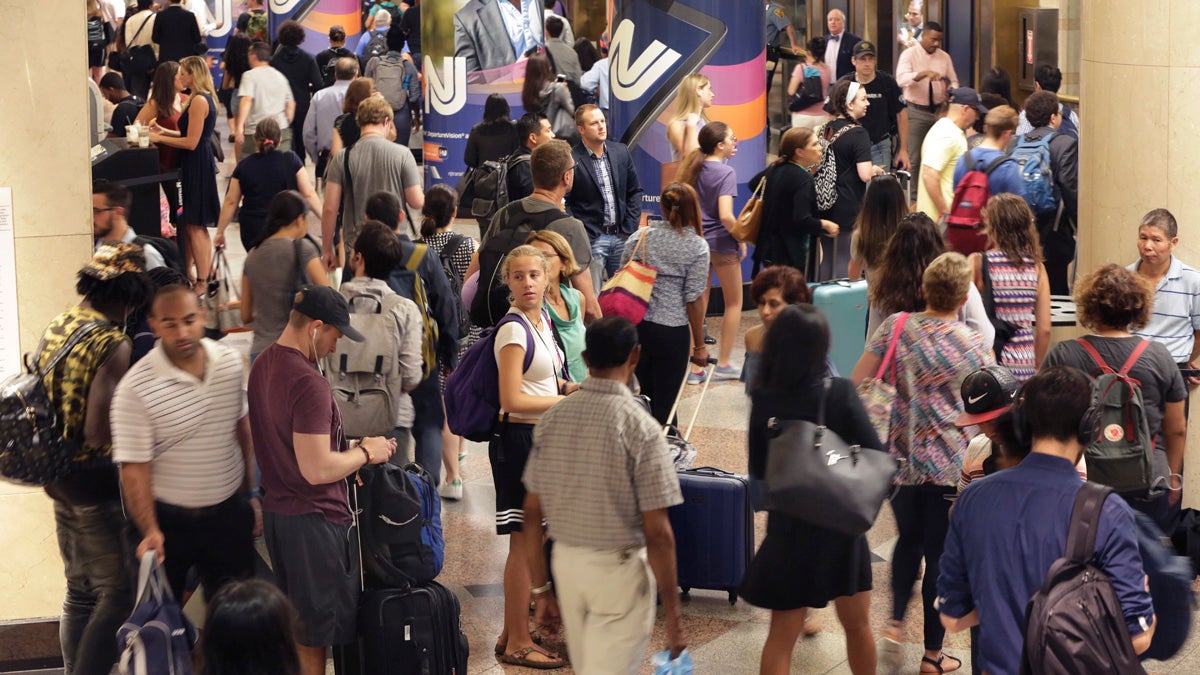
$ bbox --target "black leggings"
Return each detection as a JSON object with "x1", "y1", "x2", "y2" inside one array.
[
  {"x1": 889, "y1": 483, "x2": 954, "y2": 651},
  {"x1": 635, "y1": 321, "x2": 691, "y2": 426}
]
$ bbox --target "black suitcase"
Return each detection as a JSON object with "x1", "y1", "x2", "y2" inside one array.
[{"x1": 356, "y1": 582, "x2": 470, "y2": 674}]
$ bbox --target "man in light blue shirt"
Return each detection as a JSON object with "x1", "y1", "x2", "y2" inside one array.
[
  {"x1": 303, "y1": 56, "x2": 357, "y2": 177},
  {"x1": 1128, "y1": 208, "x2": 1200, "y2": 372},
  {"x1": 580, "y1": 56, "x2": 609, "y2": 111}
]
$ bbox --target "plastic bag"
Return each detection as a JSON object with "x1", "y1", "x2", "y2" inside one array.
[{"x1": 651, "y1": 649, "x2": 694, "y2": 675}]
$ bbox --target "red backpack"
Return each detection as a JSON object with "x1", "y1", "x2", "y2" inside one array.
[{"x1": 945, "y1": 149, "x2": 1011, "y2": 254}]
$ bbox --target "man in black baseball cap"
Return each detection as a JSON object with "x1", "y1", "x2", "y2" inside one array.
[
  {"x1": 247, "y1": 284, "x2": 393, "y2": 671},
  {"x1": 831, "y1": 37, "x2": 910, "y2": 171}
]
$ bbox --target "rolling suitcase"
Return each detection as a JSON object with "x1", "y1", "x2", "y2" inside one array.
[
  {"x1": 809, "y1": 278, "x2": 868, "y2": 377},
  {"x1": 669, "y1": 466, "x2": 754, "y2": 605},
  {"x1": 356, "y1": 581, "x2": 470, "y2": 674}
]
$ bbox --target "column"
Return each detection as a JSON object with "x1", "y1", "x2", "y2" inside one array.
[
  {"x1": 0, "y1": 0, "x2": 95, "y2": 628},
  {"x1": 1079, "y1": 0, "x2": 1200, "y2": 508}
]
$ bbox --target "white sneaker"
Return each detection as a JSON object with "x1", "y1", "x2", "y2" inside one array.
[{"x1": 439, "y1": 478, "x2": 463, "y2": 501}]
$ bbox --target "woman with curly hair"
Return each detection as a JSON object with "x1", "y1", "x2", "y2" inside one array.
[
  {"x1": 969, "y1": 193, "x2": 1051, "y2": 380},
  {"x1": 1043, "y1": 264, "x2": 1186, "y2": 529},
  {"x1": 849, "y1": 174, "x2": 907, "y2": 281},
  {"x1": 866, "y1": 212, "x2": 993, "y2": 348}
]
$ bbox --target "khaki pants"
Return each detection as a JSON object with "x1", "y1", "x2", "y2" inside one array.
[
  {"x1": 240, "y1": 126, "x2": 293, "y2": 158},
  {"x1": 551, "y1": 542, "x2": 655, "y2": 674}
]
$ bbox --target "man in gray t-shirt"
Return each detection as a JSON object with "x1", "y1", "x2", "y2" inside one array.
[
  {"x1": 235, "y1": 42, "x2": 296, "y2": 158},
  {"x1": 320, "y1": 96, "x2": 424, "y2": 270}
]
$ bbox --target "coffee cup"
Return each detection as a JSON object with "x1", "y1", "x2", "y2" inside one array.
[
  {"x1": 138, "y1": 135, "x2": 150, "y2": 148},
  {"x1": 126, "y1": 125, "x2": 138, "y2": 143}
]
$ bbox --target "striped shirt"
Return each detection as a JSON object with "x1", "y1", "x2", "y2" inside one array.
[
  {"x1": 524, "y1": 378, "x2": 682, "y2": 548},
  {"x1": 112, "y1": 339, "x2": 248, "y2": 509},
  {"x1": 1127, "y1": 256, "x2": 1200, "y2": 362}
]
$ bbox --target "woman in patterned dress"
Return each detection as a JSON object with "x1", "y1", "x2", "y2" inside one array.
[
  {"x1": 970, "y1": 193, "x2": 1052, "y2": 381},
  {"x1": 851, "y1": 252, "x2": 993, "y2": 675}
]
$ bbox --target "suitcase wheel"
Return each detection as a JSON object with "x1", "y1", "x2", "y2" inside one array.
[
  {"x1": 680, "y1": 587, "x2": 690, "y2": 600},
  {"x1": 728, "y1": 590, "x2": 737, "y2": 606}
]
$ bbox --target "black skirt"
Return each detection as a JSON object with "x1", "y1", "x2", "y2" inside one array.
[{"x1": 739, "y1": 511, "x2": 873, "y2": 610}]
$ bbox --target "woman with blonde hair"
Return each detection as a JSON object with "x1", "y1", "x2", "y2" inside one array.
[
  {"x1": 490, "y1": 245, "x2": 573, "y2": 669},
  {"x1": 969, "y1": 193, "x2": 1051, "y2": 380},
  {"x1": 148, "y1": 55, "x2": 220, "y2": 286},
  {"x1": 526, "y1": 230, "x2": 586, "y2": 384},
  {"x1": 666, "y1": 73, "x2": 715, "y2": 161}
]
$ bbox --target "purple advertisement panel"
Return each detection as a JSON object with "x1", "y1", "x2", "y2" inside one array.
[
  {"x1": 609, "y1": 0, "x2": 766, "y2": 218},
  {"x1": 267, "y1": 0, "x2": 369, "y2": 51}
]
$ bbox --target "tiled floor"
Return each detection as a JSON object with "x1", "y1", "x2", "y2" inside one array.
[{"x1": 197, "y1": 122, "x2": 1200, "y2": 675}]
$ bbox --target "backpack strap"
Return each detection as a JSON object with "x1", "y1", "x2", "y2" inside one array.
[
  {"x1": 1117, "y1": 339, "x2": 1151, "y2": 376},
  {"x1": 441, "y1": 233, "x2": 468, "y2": 265},
  {"x1": 496, "y1": 313, "x2": 536, "y2": 373},
  {"x1": 1062, "y1": 482, "x2": 1113, "y2": 566},
  {"x1": 1075, "y1": 337, "x2": 1115, "y2": 375},
  {"x1": 982, "y1": 153, "x2": 1011, "y2": 176},
  {"x1": 31, "y1": 321, "x2": 107, "y2": 378},
  {"x1": 405, "y1": 243, "x2": 427, "y2": 271}
]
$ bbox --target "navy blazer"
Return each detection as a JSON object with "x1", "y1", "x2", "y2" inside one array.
[
  {"x1": 825, "y1": 31, "x2": 861, "y2": 80},
  {"x1": 565, "y1": 141, "x2": 644, "y2": 238}
]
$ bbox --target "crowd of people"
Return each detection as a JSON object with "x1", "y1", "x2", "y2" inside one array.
[{"x1": 53, "y1": 2, "x2": 1199, "y2": 675}]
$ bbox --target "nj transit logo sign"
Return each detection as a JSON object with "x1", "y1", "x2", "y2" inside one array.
[
  {"x1": 424, "y1": 56, "x2": 468, "y2": 116},
  {"x1": 609, "y1": 19, "x2": 681, "y2": 103}
]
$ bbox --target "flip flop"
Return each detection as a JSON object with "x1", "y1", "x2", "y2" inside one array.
[
  {"x1": 494, "y1": 629, "x2": 543, "y2": 656},
  {"x1": 502, "y1": 644, "x2": 565, "y2": 669},
  {"x1": 920, "y1": 653, "x2": 962, "y2": 674}
]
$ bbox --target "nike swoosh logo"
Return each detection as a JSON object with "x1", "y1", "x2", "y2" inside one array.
[{"x1": 967, "y1": 393, "x2": 987, "y2": 404}]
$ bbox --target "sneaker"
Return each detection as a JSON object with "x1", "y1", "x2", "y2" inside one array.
[
  {"x1": 711, "y1": 365, "x2": 740, "y2": 381},
  {"x1": 704, "y1": 334, "x2": 717, "y2": 345},
  {"x1": 458, "y1": 447, "x2": 469, "y2": 462},
  {"x1": 686, "y1": 370, "x2": 706, "y2": 385},
  {"x1": 439, "y1": 478, "x2": 463, "y2": 501}
]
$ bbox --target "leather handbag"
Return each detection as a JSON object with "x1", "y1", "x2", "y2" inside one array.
[
  {"x1": 765, "y1": 378, "x2": 898, "y2": 535},
  {"x1": 856, "y1": 312, "x2": 909, "y2": 446},
  {"x1": 204, "y1": 248, "x2": 249, "y2": 337},
  {"x1": 597, "y1": 229, "x2": 657, "y2": 324},
  {"x1": 730, "y1": 175, "x2": 765, "y2": 244},
  {"x1": 0, "y1": 322, "x2": 104, "y2": 486}
]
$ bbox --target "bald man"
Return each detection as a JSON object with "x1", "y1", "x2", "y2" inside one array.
[{"x1": 824, "y1": 9, "x2": 861, "y2": 81}]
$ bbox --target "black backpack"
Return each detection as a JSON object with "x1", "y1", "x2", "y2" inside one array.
[
  {"x1": 1020, "y1": 482, "x2": 1147, "y2": 675},
  {"x1": 470, "y1": 200, "x2": 572, "y2": 327},
  {"x1": 788, "y1": 65, "x2": 824, "y2": 111},
  {"x1": 0, "y1": 322, "x2": 104, "y2": 486},
  {"x1": 133, "y1": 235, "x2": 187, "y2": 277},
  {"x1": 433, "y1": 233, "x2": 471, "y2": 344},
  {"x1": 362, "y1": 31, "x2": 389, "y2": 66},
  {"x1": 467, "y1": 152, "x2": 529, "y2": 221},
  {"x1": 355, "y1": 462, "x2": 444, "y2": 588},
  {"x1": 321, "y1": 47, "x2": 354, "y2": 87}
]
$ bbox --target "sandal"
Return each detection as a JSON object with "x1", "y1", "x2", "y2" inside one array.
[
  {"x1": 502, "y1": 644, "x2": 565, "y2": 669},
  {"x1": 920, "y1": 653, "x2": 962, "y2": 674},
  {"x1": 802, "y1": 614, "x2": 822, "y2": 636},
  {"x1": 494, "y1": 629, "x2": 544, "y2": 656}
]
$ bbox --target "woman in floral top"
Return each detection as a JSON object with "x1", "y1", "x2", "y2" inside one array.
[{"x1": 851, "y1": 252, "x2": 992, "y2": 675}]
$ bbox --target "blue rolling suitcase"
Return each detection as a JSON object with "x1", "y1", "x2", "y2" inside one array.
[
  {"x1": 810, "y1": 279, "x2": 868, "y2": 377},
  {"x1": 669, "y1": 467, "x2": 754, "y2": 605}
]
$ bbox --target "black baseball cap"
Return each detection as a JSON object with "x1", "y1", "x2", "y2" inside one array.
[
  {"x1": 293, "y1": 285, "x2": 364, "y2": 342},
  {"x1": 955, "y1": 365, "x2": 1019, "y2": 426},
  {"x1": 949, "y1": 87, "x2": 990, "y2": 114},
  {"x1": 853, "y1": 40, "x2": 877, "y2": 57}
]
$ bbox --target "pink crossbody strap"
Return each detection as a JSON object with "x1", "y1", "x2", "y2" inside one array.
[{"x1": 873, "y1": 312, "x2": 910, "y2": 381}]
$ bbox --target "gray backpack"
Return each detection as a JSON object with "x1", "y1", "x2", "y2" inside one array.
[
  {"x1": 374, "y1": 53, "x2": 419, "y2": 113},
  {"x1": 1076, "y1": 338, "x2": 1157, "y2": 495},
  {"x1": 326, "y1": 292, "x2": 411, "y2": 438}
]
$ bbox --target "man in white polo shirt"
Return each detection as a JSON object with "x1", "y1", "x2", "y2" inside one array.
[
  {"x1": 1129, "y1": 208, "x2": 1200, "y2": 384},
  {"x1": 112, "y1": 285, "x2": 258, "y2": 600}
]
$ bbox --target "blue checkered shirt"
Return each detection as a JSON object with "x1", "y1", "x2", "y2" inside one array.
[{"x1": 587, "y1": 147, "x2": 618, "y2": 232}]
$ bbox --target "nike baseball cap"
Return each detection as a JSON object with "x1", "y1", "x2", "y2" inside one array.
[
  {"x1": 955, "y1": 365, "x2": 1019, "y2": 427},
  {"x1": 293, "y1": 285, "x2": 364, "y2": 342}
]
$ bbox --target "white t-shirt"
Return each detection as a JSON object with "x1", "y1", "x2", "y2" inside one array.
[
  {"x1": 493, "y1": 309, "x2": 563, "y2": 419},
  {"x1": 238, "y1": 65, "x2": 293, "y2": 131}
]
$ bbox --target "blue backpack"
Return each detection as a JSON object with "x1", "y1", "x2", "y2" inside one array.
[
  {"x1": 117, "y1": 553, "x2": 198, "y2": 675},
  {"x1": 1009, "y1": 132, "x2": 1059, "y2": 215},
  {"x1": 357, "y1": 462, "x2": 444, "y2": 587},
  {"x1": 1133, "y1": 512, "x2": 1195, "y2": 661},
  {"x1": 444, "y1": 314, "x2": 533, "y2": 442}
]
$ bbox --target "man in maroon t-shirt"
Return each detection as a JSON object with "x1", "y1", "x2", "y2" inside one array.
[{"x1": 247, "y1": 285, "x2": 395, "y2": 675}]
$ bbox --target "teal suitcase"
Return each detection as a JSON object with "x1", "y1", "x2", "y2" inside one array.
[{"x1": 809, "y1": 279, "x2": 869, "y2": 377}]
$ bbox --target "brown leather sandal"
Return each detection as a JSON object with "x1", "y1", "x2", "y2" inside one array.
[{"x1": 502, "y1": 644, "x2": 565, "y2": 669}]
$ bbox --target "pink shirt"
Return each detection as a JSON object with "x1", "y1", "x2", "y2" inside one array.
[{"x1": 895, "y1": 46, "x2": 959, "y2": 106}]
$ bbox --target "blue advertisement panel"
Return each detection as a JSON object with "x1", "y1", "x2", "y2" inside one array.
[{"x1": 610, "y1": 0, "x2": 766, "y2": 219}]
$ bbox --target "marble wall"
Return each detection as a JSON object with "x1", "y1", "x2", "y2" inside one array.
[
  {"x1": 1079, "y1": 0, "x2": 1200, "y2": 508},
  {"x1": 0, "y1": 0, "x2": 95, "y2": 621}
]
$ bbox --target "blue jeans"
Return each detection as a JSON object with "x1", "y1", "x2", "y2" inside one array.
[
  {"x1": 590, "y1": 232, "x2": 627, "y2": 285},
  {"x1": 54, "y1": 499, "x2": 135, "y2": 675},
  {"x1": 870, "y1": 137, "x2": 893, "y2": 170},
  {"x1": 411, "y1": 376, "x2": 444, "y2": 486}
]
